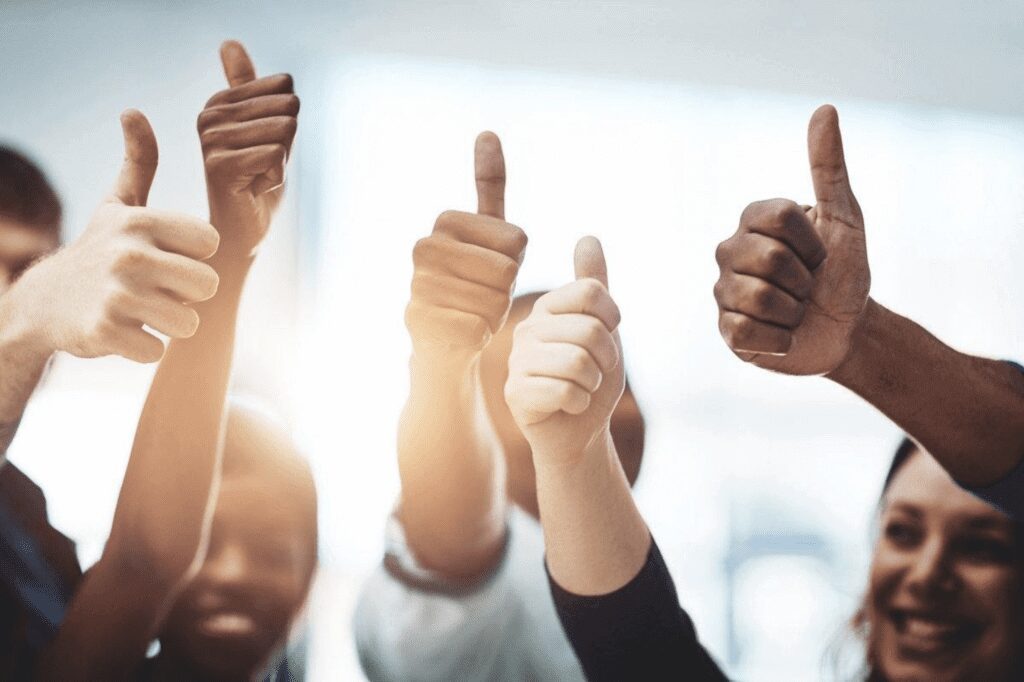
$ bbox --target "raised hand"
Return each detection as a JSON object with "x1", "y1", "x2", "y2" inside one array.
[
  {"x1": 198, "y1": 40, "x2": 298, "y2": 257},
  {"x1": 714, "y1": 104, "x2": 870, "y2": 375},
  {"x1": 7, "y1": 110, "x2": 219, "y2": 363},
  {"x1": 505, "y1": 236, "x2": 624, "y2": 464},
  {"x1": 405, "y1": 131, "x2": 527, "y2": 365}
]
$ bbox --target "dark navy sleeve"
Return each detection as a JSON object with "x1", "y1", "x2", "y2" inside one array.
[
  {"x1": 548, "y1": 537, "x2": 727, "y2": 681},
  {"x1": 961, "y1": 360, "x2": 1024, "y2": 520},
  {"x1": 964, "y1": 457, "x2": 1024, "y2": 520}
]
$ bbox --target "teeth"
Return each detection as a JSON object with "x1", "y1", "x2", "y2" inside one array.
[
  {"x1": 904, "y1": 616, "x2": 959, "y2": 639},
  {"x1": 201, "y1": 612, "x2": 256, "y2": 636}
]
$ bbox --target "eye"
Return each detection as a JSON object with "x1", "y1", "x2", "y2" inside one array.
[
  {"x1": 884, "y1": 520, "x2": 921, "y2": 548},
  {"x1": 955, "y1": 536, "x2": 1015, "y2": 564}
]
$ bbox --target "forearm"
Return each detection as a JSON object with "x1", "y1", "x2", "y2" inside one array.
[
  {"x1": 397, "y1": 357, "x2": 507, "y2": 580},
  {"x1": 829, "y1": 298, "x2": 1024, "y2": 486},
  {"x1": 535, "y1": 428, "x2": 650, "y2": 596},
  {"x1": 0, "y1": 289, "x2": 53, "y2": 456},
  {"x1": 104, "y1": 252, "x2": 251, "y2": 583}
]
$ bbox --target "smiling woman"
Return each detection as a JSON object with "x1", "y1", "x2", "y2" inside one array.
[{"x1": 853, "y1": 439, "x2": 1024, "y2": 681}]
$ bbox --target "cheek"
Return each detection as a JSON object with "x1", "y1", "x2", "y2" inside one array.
[
  {"x1": 959, "y1": 565, "x2": 1020, "y2": 625},
  {"x1": 868, "y1": 548, "x2": 904, "y2": 608}
]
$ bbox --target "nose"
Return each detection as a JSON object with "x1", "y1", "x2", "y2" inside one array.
[
  {"x1": 905, "y1": 536, "x2": 958, "y2": 598},
  {"x1": 202, "y1": 542, "x2": 256, "y2": 592}
]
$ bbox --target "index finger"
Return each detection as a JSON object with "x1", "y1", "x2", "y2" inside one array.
[
  {"x1": 475, "y1": 131, "x2": 506, "y2": 220},
  {"x1": 132, "y1": 209, "x2": 220, "y2": 260},
  {"x1": 739, "y1": 199, "x2": 826, "y2": 270}
]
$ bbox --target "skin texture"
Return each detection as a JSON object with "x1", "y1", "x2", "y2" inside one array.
[
  {"x1": 714, "y1": 104, "x2": 1024, "y2": 487},
  {"x1": 0, "y1": 219, "x2": 58, "y2": 457},
  {"x1": 507, "y1": 237, "x2": 650, "y2": 596},
  {"x1": 397, "y1": 131, "x2": 528, "y2": 581},
  {"x1": 867, "y1": 449, "x2": 1023, "y2": 681},
  {"x1": 40, "y1": 41, "x2": 300, "y2": 680},
  {"x1": 0, "y1": 111, "x2": 220, "y2": 466}
]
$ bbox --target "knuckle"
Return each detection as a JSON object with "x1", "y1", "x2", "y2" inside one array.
[
  {"x1": 751, "y1": 282, "x2": 776, "y2": 310},
  {"x1": 287, "y1": 94, "x2": 301, "y2": 113},
  {"x1": 712, "y1": 278, "x2": 727, "y2": 303},
  {"x1": 714, "y1": 239, "x2": 732, "y2": 266},
  {"x1": 763, "y1": 242, "x2": 792, "y2": 271},
  {"x1": 283, "y1": 117, "x2": 298, "y2": 137},
  {"x1": 496, "y1": 256, "x2": 519, "y2": 285},
  {"x1": 568, "y1": 347, "x2": 590, "y2": 374},
  {"x1": 205, "y1": 89, "x2": 229, "y2": 108},
  {"x1": 199, "y1": 127, "x2": 221, "y2": 149},
  {"x1": 113, "y1": 246, "x2": 146, "y2": 276},
  {"x1": 504, "y1": 224, "x2": 528, "y2": 252},
  {"x1": 276, "y1": 73, "x2": 295, "y2": 92},
  {"x1": 411, "y1": 237, "x2": 440, "y2": 267},
  {"x1": 433, "y1": 210, "x2": 459, "y2": 234},
  {"x1": 580, "y1": 279, "x2": 604, "y2": 307}
]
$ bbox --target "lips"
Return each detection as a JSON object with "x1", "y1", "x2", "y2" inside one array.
[
  {"x1": 889, "y1": 608, "x2": 982, "y2": 656},
  {"x1": 198, "y1": 611, "x2": 259, "y2": 639}
]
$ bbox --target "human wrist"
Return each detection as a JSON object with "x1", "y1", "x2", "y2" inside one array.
[
  {"x1": 826, "y1": 297, "x2": 888, "y2": 387},
  {"x1": 0, "y1": 277, "x2": 55, "y2": 362},
  {"x1": 533, "y1": 427, "x2": 616, "y2": 481}
]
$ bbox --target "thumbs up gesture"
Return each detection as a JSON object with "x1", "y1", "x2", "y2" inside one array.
[
  {"x1": 6, "y1": 110, "x2": 220, "y2": 363},
  {"x1": 714, "y1": 105, "x2": 870, "y2": 376},
  {"x1": 405, "y1": 132, "x2": 527, "y2": 366},
  {"x1": 198, "y1": 40, "x2": 298, "y2": 257},
  {"x1": 505, "y1": 237, "x2": 624, "y2": 464}
]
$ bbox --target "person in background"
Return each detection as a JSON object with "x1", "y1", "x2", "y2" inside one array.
[
  {"x1": 507, "y1": 235, "x2": 1024, "y2": 680},
  {"x1": 353, "y1": 133, "x2": 645, "y2": 681},
  {"x1": 713, "y1": 105, "x2": 1024, "y2": 518},
  {"x1": 38, "y1": 41, "x2": 315, "y2": 680},
  {"x1": 0, "y1": 110, "x2": 222, "y2": 675}
]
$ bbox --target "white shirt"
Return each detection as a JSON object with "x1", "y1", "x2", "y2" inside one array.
[{"x1": 353, "y1": 507, "x2": 585, "y2": 681}]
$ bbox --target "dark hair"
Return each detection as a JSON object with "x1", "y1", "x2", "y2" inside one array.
[
  {"x1": 831, "y1": 437, "x2": 1024, "y2": 680},
  {"x1": 0, "y1": 146, "x2": 61, "y2": 234}
]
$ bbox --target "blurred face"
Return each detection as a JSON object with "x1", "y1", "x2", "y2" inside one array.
[
  {"x1": 867, "y1": 451, "x2": 1023, "y2": 681},
  {"x1": 0, "y1": 217, "x2": 58, "y2": 295},
  {"x1": 160, "y1": 473, "x2": 315, "y2": 680}
]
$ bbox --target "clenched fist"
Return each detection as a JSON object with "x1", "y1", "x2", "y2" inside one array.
[
  {"x1": 714, "y1": 105, "x2": 869, "y2": 375},
  {"x1": 198, "y1": 40, "x2": 298, "y2": 256},
  {"x1": 505, "y1": 237, "x2": 624, "y2": 464},
  {"x1": 7, "y1": 110, "x2": 219, "y2": 363},
  {"x1": 405, "y1": 132, "x2": 527, "y2": 363}
]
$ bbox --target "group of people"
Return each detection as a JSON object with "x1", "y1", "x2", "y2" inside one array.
[{"x1": 1, "y1": 40, "x2": 1022, "y2": 682}]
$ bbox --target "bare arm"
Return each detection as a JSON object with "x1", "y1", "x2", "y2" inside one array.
[
  {"x1": 714, "y1": 105, "x2": 1024, "y2": 489},
  {"x1": 0, "y1": 301, "x2": 51, "y2": 456},
  {"x1": 828, "y1": 299, "x2": 1024, "y2": 486},
  {"x1": 506, "y1": 237, "x2": 649, "y2": 594},
  {"x1": 397, "y1": 132, "x2": 526, "y2": 581},
  {"x1": 39, "y1": 42, "x2": 296, "y2": 679}
]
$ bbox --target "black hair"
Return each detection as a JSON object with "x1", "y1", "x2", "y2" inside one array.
[{"x1": 0, "y1": 146, "x2": 61, "y2": 234}]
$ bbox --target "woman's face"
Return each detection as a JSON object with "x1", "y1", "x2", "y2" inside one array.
[
  {"x1": 868, "y1": 451, "x2": 1023, "y2": 681},
  {"x1": 160, "y1": 473, "x2": 315, "y2": 679}
]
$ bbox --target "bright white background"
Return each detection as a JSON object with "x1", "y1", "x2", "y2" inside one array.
[{"x1": 3, "y1": 2, "x2": 1024, "y2": 679}]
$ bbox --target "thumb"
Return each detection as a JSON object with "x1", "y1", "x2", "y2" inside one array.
[
  {"x1": 220, "y1": 39, "x2": 257, "y2": 87},
  {"x1": 574, "y1": 235, "x2": 609, "y2": 289},
  {"x1": 475, "y1": 131, "x2": 506, "y2": 220},
  {"x1": 112, "y1": 109, "x2": 158, "y2": 207},
  {"x1": 807, "y1": 104, "x2": 858, "y2": 222}
]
